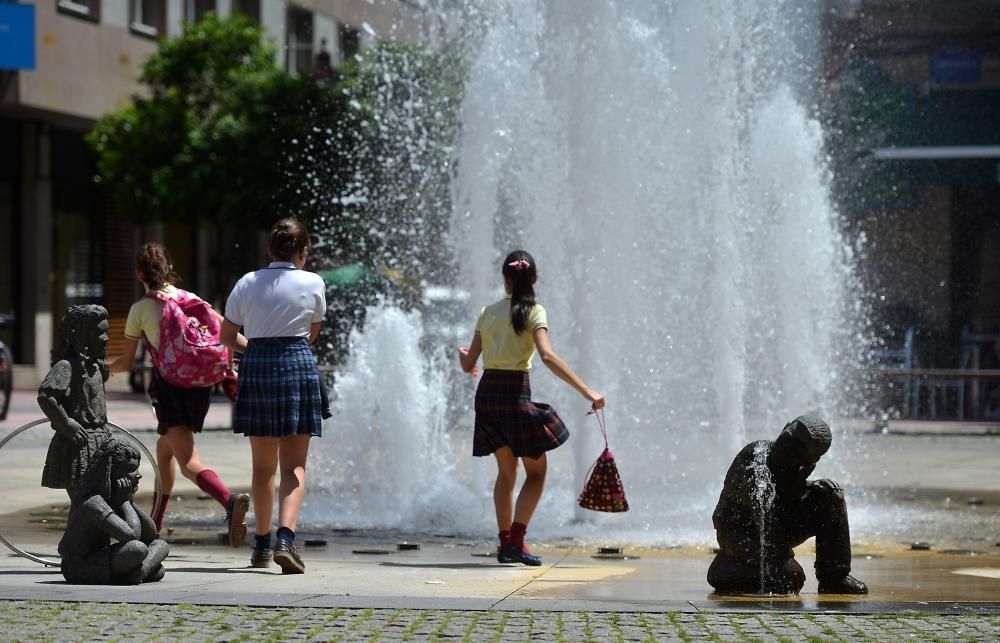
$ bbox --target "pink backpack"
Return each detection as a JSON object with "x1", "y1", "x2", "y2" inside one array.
[{"x1": 146, "y1": 289, "x2": 228, "y2": 388}]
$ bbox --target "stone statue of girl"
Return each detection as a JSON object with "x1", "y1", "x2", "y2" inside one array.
[{"x1": 39, "y1": 305, "x2": 112, "y2": 492}]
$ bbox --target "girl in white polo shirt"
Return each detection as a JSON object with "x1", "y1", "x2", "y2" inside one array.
[{"x1": 221, "y1": 218, "x2": 327, "y2": 575}]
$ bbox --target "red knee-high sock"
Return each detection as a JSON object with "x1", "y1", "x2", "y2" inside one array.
[
  {"x1": 195, "y1": 469, "x2": 233, "y2": 508},
  {"x1": 152, "y1": 493, "x2": 169, "y2": 532},
  {"x1": 510, "y1": 522, "x2": 528, "y2": 552}
]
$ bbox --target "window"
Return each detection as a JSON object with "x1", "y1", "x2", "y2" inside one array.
[
  {"x1": 57, "y1": 0, "x2": 100, "y2": 22},
  {"x1": 286, "y1": 6, "x2": 313, "y2": 76},
  {"x1": 131, "y1": 0, "x2": 166, "y2": 38},
  {"x1": 231, "y1": 0, "x2": 260, "y2": 23},
  {"x1": 185, "y1": 0, "x2": 215, "y2": 23},
  {"x1": 339, "y1": 23, "x2": 360, "y2": 62}
]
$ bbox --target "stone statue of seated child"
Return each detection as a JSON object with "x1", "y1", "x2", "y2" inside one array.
[
  {"x1": 59, "y1": 437, "x2": 169, "y2": 585},
  {"x1": 707, "y1": 415, "x2": 867, "y2": 595}
]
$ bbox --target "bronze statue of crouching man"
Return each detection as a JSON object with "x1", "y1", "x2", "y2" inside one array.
[{"x1": 708, "y1": 415, "x2": 867, "y2": 595}]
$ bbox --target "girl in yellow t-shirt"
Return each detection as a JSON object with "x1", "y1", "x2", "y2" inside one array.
[{"x1": 458, "y1": 249, "x2": 604, "y2": 566}]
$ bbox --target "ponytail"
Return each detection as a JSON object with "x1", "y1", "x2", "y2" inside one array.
[
  {"x1": 136, "y1": 242, "x2": 177, "y2": 291},
  {"x1": 501, "y1": 250, "x2": 537, "y2": 335}
]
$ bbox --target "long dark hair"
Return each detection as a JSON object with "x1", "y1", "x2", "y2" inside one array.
[{"x1": 501, "y1": 250, "x2": 537, "y2": 335}]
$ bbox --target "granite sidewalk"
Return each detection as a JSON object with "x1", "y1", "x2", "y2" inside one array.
[{"x1": 1, "y1": 390, "x2": 999, "y2": 641}]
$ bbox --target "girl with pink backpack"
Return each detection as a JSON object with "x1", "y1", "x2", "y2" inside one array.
[{"x1": 109, "y1": 242, "x2": 250, "y2": 547}]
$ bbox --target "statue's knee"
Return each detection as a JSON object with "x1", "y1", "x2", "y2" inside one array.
[
  {"x1": 708, "y1": 552, "x2": 757, "y2": 592},
  {"x1": 781, "y1": 557, "x2": 806, "y2": 590},
  {"x1": 762, "y1": 557, "x2": 806, "y2": 594},
  {"x1": 814, "y1": 480, "x2": 845, "y2": 500},
  {"x1": 113, "y1": 541, "x2": 148, "y2": 570}
]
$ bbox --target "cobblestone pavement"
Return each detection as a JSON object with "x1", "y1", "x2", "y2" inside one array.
[{"x1": 1, "y1": 601, "x2": 997, "y2": 642}]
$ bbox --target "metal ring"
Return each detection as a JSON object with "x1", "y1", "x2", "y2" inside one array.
[{"x1": 0, "y1": 419, "x2": 162, "y2": 567}]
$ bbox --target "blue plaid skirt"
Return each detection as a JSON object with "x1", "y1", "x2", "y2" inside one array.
[
  {"x1": 234, "y1": 337, "x2": 325, "y2": 438},
  {"x1": 474, "y1": 370, "x2": 569, "y2": 457}
]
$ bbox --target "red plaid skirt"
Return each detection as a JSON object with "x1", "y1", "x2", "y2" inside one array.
[{"x1": 473, "y1": 370, "x2": 570, "y2": 457}]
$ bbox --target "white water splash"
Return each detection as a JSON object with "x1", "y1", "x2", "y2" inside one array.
[
  {"x1": 750, "y1": 442, "x2": 777, "y2": 591},
  {"x1": 306, "y1": 0, "x2": 859, "y2": 544}
]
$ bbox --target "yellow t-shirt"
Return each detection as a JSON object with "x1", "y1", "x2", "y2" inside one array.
[
  {"x1": 475, "y1": 297, "x2": 548, "y2": 372},
  {"x1": 123, "y1": 285, "x2": 178, "y2": 351}
]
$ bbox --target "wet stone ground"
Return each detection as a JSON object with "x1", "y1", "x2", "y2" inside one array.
[{"x1": 1, "y1": 601, "x2": 997, "y2": 642}]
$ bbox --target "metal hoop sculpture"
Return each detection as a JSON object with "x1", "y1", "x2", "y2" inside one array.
[{"x1": 0, "y1": 419, "x2": 162, "y2": 567}]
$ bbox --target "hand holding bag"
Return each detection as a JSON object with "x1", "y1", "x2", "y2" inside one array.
[{"x1": 577, "y1": 408, "x2": 629, "y2": 512}]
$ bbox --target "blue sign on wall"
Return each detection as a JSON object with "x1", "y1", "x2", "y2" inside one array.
[
  {"x1": 930, "y1": 48, "x2": 981, "y2": 85},
  {"x1": 0, "y1": 3, "x2": 35, "y2": 71}
]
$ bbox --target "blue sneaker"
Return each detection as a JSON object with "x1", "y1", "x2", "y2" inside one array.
[{"x1": 498, "y1": 544, "x2": 542, "y2": 566}]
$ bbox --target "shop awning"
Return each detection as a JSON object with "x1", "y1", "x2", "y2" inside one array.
[{"x1": 873, "y1": 146, "x2": 1000, "y2": 160}]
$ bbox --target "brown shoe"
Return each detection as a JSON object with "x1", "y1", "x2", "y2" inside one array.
[{"x1": 225, "y1": 493, "x2": 250, "y2": 548}]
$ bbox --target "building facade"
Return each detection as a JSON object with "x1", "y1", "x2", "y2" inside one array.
[
  {"x1": 0, "y1": 0, "x2": 439, "y2": 387},
  {"x1": 824, "y1": 0, "x2": 1000, "y2": 341}
]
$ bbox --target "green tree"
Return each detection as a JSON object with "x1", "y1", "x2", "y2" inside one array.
[{"x1": 87, "y1": 14, "x2": 347, "y2": 300}]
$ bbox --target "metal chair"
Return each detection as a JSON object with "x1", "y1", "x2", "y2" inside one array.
[
  {"x1": 914, "y1": 337, "x2": 967, "y2": 421},
  {"x1": 872, "y1": 326, "x2": 917, "y2": 418}
]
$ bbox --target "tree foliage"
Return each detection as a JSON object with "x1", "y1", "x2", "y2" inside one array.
[
  {"x1": 87, "y1": 14, "x2": 345, "y2": 230},
  {"x1": 88, "y1": 14, "x2": 468, "y2": 304}
]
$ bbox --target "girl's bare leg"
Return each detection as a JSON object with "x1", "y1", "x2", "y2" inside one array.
[
  {"x1": 162, "y1": 426, "x2": 207, "y2": 483},
  {"x1": 493, "y1": 446, "x2": 519, "y2": 531},
  {"x1": 277, "y1": 434, "x2": 311, "y2": 531},
  {"x1": 156, "y1": 435, "x2": 176, "y2": 498},
  {"x1": 513, "y1": 453, "x2": 547, "y2": 525},
  {"x1": 249, "y1": 437, "x2": 279, "y2": 536}
]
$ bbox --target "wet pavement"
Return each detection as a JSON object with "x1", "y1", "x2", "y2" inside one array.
[{"x1": 1, "y1": 389, "x2": 999, "y2": 640}]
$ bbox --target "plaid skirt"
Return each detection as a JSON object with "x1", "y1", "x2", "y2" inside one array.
[
  {"x1": 148, "y1": 367, "x2": 212, "y2": 435},
  {"x1": 473, "y1": 369, "x2": 569, "y2": 457},
  {"x1": 234, "y1": 337, "x2": 324, "y2": 438}
]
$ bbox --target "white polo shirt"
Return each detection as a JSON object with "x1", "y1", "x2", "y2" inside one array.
[{"x1": 224, "y1": 262, "x2": 327, "y2": 339}]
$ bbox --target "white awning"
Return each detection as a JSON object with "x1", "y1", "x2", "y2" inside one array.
[{"x1": 873, "y1": 146, "x2": 1000, "y2": 160}]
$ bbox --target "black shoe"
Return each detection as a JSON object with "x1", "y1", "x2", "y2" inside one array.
[
  {"x1": 250, "y1": 547, "x2": 273, "y2": 568},
  {"x1": 498, "y1": 544, "x2": 542, "y2": 566},
  {"x1": 225, "y1": 493, "x2": 250, "y2": 548},
  {"x1": 818, "y1": 574, "x2": 868, "y2": 594},
  {"x1": 273, "y1": 540, "x2": 305, "y2": 574}
]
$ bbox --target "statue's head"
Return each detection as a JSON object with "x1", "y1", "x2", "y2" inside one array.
[
  {"x1": 72, "y1": 437, "x2": 141, "y2": 504},
  {"x1": 53, "y1": 305, "x2": 109, "y2": 365},
  {"x1": 769, "y1": 415, "x2": 832, "y2": 469}
]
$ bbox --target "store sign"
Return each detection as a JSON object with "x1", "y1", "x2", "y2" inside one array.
[
  {"x1": 930, "y1": 48, "x2": 981, "y2": 84},
  {"x1": 0, "y1": 3, "x2": 35, "y2": 70}
]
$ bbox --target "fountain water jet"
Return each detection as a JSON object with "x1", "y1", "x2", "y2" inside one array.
[{"x1": 307, "y1": 0, "x2": 860, "y2": 545}]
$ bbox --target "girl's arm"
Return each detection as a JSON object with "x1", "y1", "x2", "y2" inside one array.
[
  {"x1": 220, "y1": 319, "x2": 249, "y2": 353},
  {"x1": 533, "y1": 328, "x2": 605, "y2": 410},
  {"x1": 211, "y1": 309, "x2": 239, "y2": 368},
  {"x1": 457, "y1": 333, "x2": 482, "y2": 373},
  {"x1": 108, "y1": 336, "x2": 140, "y2": 375},
  {"x1": 309, "y1": 322, "x2": 322, "y2": 344}
]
